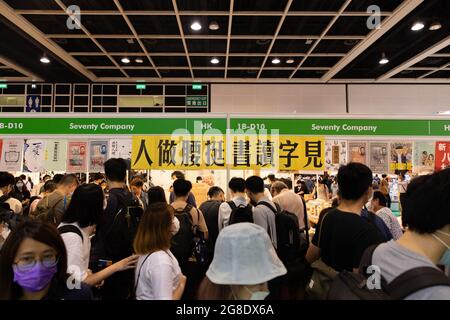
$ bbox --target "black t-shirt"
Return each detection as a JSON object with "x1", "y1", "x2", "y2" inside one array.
[
  {"x1": 312, "y1": 208, "x2": 384, "y2": 272},
  {"x1": 199, "y1": 200, "x2": 221, "y2": 255}
]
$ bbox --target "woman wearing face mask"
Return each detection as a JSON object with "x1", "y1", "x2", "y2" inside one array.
[
  {"x1": 0, "y1": 220, "x2": 93, "y2": 300},
  {"x1": 198, "y1": 223, "x2": 287, "y2": 300},
  {"x1": 371, "y1": 168, "x2": 450, "y2": 299},
  {"x1": 134, "y1": 203, "x2": 185, "y2": 300},
  {"x1": 58, "y1": 184, "x2": 139, "y2": 288},
  {"x1": 11, "y1": 177, "x2": 31, "y2": 211}
]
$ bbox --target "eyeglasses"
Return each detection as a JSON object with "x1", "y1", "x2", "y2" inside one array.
[{"x1": 14, "y1": 253, "x2": 58, "y2": 272}]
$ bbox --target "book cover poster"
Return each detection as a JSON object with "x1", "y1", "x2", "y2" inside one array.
[
  {"x1": 23, "y1": 139, "x2": 46, "y2": 172},
  {"x1": 0, "y1": 139, "x2": 3, "y2": 162},
  {"x1": 389, "y1": 142, "x2": 413, "y2": 173},
  {"x1": 348, "y1": 141, "x2": 367, "y2": 165},
  {"x1": 413, "y1": 141, "x2": 435, "y2": 173},
  {"x1": 89, "y1": 140, "x2": 108, "y2": 172},
  {"x1": 67, "y1": 141, "x2": 87, "y2": 173},
  {"x1": 369, "y1": 142, "x2": 389, "y2": 173},
  {"x1": 109, "y1": 139, "x2": 132, "y2": 160},
  {"x1": 435, "y1": 141, "x2": 450, "y2": 172},
  {"x1": 0, "y1": 139, "x2": 24, "y2": 172},
  {"x1": 44, "y1": 140, "x2": 68, "y2": 172},
  {"x1": 325, "y1": 140, "x2": 347, "y2": 171}
]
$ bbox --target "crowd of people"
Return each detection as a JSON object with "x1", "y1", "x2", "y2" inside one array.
[{"x1": 0, "y1": 160, "x2": 449, "y2": 300}]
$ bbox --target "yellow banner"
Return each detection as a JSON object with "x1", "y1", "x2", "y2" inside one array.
[
  {"x1": 131, "y1": 135, "x2": 226, "y2": 170},
  {"x1": 230, "y1": 135, "x2": 325, "y2": 171}
]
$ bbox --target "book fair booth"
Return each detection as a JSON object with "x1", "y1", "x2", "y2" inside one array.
[{"x1": 1, "y1": 114, "x2": 449, "y2": 229}]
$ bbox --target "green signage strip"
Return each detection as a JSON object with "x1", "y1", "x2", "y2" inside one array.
[
  {"x1": 0, "y1": 83, "x2": 8, "y2": 89},
  {"x1": 231, "y1": 118, "x2": 450, "y2": 136},
  {"x1": 0, "y1": 118, "x2": 226, "y2": 135},
  {"x1": 186, "y1": 96, "x2": 208, "y2": 107},
  {"x1": 135, "y1": 84, "x2": 146, "y2": 90},
  {"x1": 192, "y1": 83, "x2": 202, "y2": 90}
]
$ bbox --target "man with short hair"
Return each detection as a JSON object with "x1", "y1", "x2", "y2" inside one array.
[
  {"x1": 371, "y1": 191, "x2": 403, "y2": 240},
  {"x1": 306, "y1": 163, "x2": 384, "y2": 272},
  {"x1": 130, "y1": 177, "x2": 148, "y2": 211},
  {"x1": 218, "y1": 177, "x2": 248, "y2": 231},
  {"x1": 95, "y1": 158, "x2": 141, "y2": 300},
  {"x1": 92, "y1": 172, "x2": 105, "y2": 185},
  {"x1": 271, "y1": 181, "x2": 306, "y2": 229},
  {"x1": 169, "y1": 171, "x2": 197, "y2": 207},
  {"x1": 199, "y1": 186, "x2": 224, "y2": 265},
  {"x1": 0, "y1": 172, "x2": 22, "y2": 214},
  {"x1": 34, "y1": 174, "x2": 79, "y2": 223},
  {"x1": 246, "y1": 176, "x2": 277, "y2": 249}
]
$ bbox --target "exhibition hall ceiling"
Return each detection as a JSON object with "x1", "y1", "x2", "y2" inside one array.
[{"x1": 0, "y1": 0, "x2": 449, "y2": 83}]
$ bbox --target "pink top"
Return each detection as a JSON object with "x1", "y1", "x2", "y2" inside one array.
[{"x1": 272, "y1": 189, "x2": 306, "y2": 229}]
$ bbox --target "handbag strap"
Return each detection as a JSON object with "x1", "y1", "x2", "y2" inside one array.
[{"x1": 134, "y1": 253, "x2": 152, "y2": 296}]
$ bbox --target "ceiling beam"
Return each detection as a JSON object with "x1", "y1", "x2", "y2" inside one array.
[
  {"x1": 419, "y1": 61, "x2": 450, "y2": 79},
  {"x1": 289, "y1": 0, "x2": 352, "y2": 80},
  {"x1": 322, "y1": 0, "x2": 424, "y2": 82},
  {"x1": 0, "y1": 1, "x2": 96, "y2": 81},
  {"x1": 377, "y1": 36, "x2": 450, "y2": 81},
  {"x1": 171, "y1": 0, "x2": 194, "y2": 79},
  {"x1": 53, "y1": 0, "x2": 129, "y2": 78},
  {"x1": 256, "y1": 0, "x2": 293, "y2": 79},
  {"x1": 0, "y1": 56, "x2": 43, "y2": 81},
  {"x1": 224, "y1": 0, "x2": 234, "y2": 78},
  {"x1": 113, "y1": 0, "x2": 161, "y2": 78}
]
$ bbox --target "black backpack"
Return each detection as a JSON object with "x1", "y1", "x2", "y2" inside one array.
[
  {"x1": 0, "y1": 196, "x2": 26, "y2": 231},
  {"x1": 171, "y1": 204, "x2": 196, "y2": 264},
  {"x1": 228, "y1": 201, "x2": 253, "y2": 225},
  {"x1": 258, "y1": 201, "x2": 301, "y2": 264},
  {"x1": 327, "y1": 244, "x2": 450, "y2": 300}
]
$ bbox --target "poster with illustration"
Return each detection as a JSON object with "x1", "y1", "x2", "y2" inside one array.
[
  {"x1": 369, "y1": 142, "x2": 389, "y2": 173},
  {"x1": 435, "y1": 141, "x2": 450, "y2": 172},
  {"x1": 44, "y1": 140, "x2": 68, "y2": 171},
  {"x1": 0, "y1": 139, "x2": 24, "y2": 172},
  {"x1": 389, "y1": 142, "x2": 413, "y2": 173},
  {"x1": 89, "y1": 140, "x2": 108, "y2": 172},
  {"x1": 109, "y1": 139, "x2": 132, "y2": 160},
  {"x1": 23, "y1": 139, "x2": 46, "y2": 172},
  {"x1": 67, "y1": 141, "x2": 87, "y2": 172},
  {"x1": 325, "y1": 140, "x2": 347, "y2": 171},
  {"x1": 413, "y1": 141, "x2": 435, "y2": 173},
  {"x1": 348, "y1": 141, "x2": 367, "y2": 165},
  {"x1": 0, "y1": 139, "x2": 3, "y2": 162}
]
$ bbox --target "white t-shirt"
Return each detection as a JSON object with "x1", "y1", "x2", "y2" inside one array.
[
  {"x1": 59, "y1": 222, "x2": 91, "y2": 281},
  {"x1": 135, "y1": 250, "x2": 181, "y2": 300}
]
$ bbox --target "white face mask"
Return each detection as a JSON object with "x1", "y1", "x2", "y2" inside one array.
[{"x1": 171, "y1": 217, "x2": 180, "y2": 235}]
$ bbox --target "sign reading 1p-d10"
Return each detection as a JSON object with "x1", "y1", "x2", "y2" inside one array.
[
  {"x1": 231, "y1": 118, "x2": 447, "y2": 136},
  {"x1": 0, "y1": 117, "x2": 226, "y2": 135}
]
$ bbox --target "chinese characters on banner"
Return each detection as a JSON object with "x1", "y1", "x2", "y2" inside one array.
[
  {"x1": 413, "y1": 141, "x2": 435, "y2": 173},
  {"x1": 231, "y1": 135, "x2": 324, "y2": 171},
  {"x1": 89, "y1": 141, "x2": 108, "y2": 172},
  {"x1": 67, "y1": 141, "x2": 87, "y2": 172},
  {"x1": 0, "y1": 140, "x2": 24, "y2": 172},
  {"x1": 23, "y1": 139, "x2": 46, "y2": 172},
  {"x1": 131, "y1": 135, "x2": 226, "y2": 170},
  {"x1": 435, "y1": 141, "x2": 450, "y2": 171},
  {"x1": 325, "y1": 140, "x2": 347, "y2": 171},
  {"x1": 369, "y1": 142, "x2": 389, "y2": 173},
  {"x1": 44, "y1": 140, "x2": 68, "y2": 172},
  {"x1": 389, "y1": 142, "x2": 413, "y2": 173},
  {"x1": 348, "y1": 142, "x2": 367, "y2": 165}
]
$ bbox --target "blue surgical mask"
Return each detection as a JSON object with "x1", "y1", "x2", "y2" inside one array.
[
  {"x1": 244, "y1": 287, "x2": 270, "y2": 300},
  {"x1": 432, "y1": 230, "x2": 450, "y2": 266}
]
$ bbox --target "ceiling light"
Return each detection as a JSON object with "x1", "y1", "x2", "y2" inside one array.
[
  {"x1": 126, "y1": 38, "x2": 134, "y2": 44},
  {"x1": 429, "y1": 22, "x2": 442, "y2": 31},
  {"x1": 344, "y1": 39, "x2": 359, "y2": 46},
  {"x1": 209, "y1": 21, "x2": 219, "y2": 31},
  {"x1": 40, "y1": 55, "x2": 50, "y2": 64},
  {"x1": 271, "y1": 58, "x2": 281, "y2": 64},
  {"x1": 121, "y1": 57, "x2": 130, "y2": 64},
  {"x1": 305, "y1": 39, "x2": 313, "y2": 45},
  {"x1": 190, "y1": 22, "x2": 202, "y2": 31},
  {"x1": 286, "y1": 59, "x2": 295, "y2": 64},
  {"x1": 210, "y1": 57, "x2": 219, "y2": 64},
  {"x1": 411, "y1": 22, "x2": 425, "y2": 31},
  {"x1": 438, "y1": 110, "x2": 450, "y2": 115},
  {"x1": 31, "y1": 84, "x2": 37, "y2": 89},
  {"x1": 256, "y1": 39, "x2": 270, "y2": 46},
  {"x1": 135, "y1": 58, "x2": 144, "y2": 64},
  {"x1": 379, "y1": 53, "x2": 389, "y2": 65}
]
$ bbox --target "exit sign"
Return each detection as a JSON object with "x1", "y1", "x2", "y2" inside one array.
[
  {"x1": 136, "y1": 84, "x2": 146, "y2": 90},
  {"x1": 0, "y1": 83, "x2": 7, "y2": 89},
  {"x1": 192, "y1": 83, "x2": 202, "y2": 90}
]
